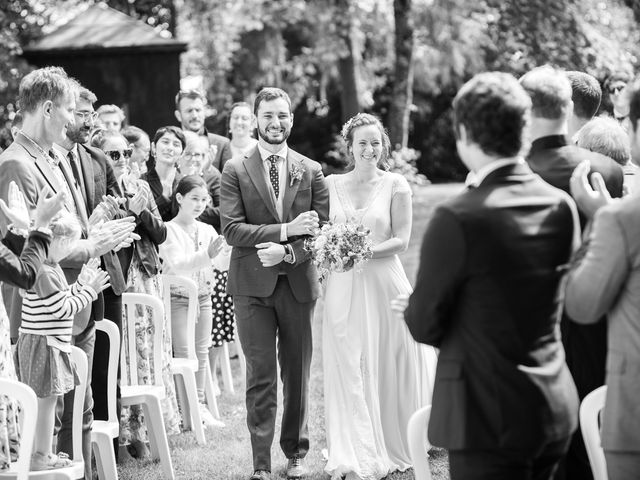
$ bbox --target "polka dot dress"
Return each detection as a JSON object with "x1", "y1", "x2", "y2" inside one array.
[{"x1": 211, "y1": 269, "x2": 235, "y2": 347}]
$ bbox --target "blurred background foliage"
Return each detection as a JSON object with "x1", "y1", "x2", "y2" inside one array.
[{"x1": 1, "y1": 0, "x2": 638, "y2": 181}]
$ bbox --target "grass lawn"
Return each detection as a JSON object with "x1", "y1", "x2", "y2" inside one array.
[{"x1": 117, "y1": 183, "x2": 464, "y2": 480}]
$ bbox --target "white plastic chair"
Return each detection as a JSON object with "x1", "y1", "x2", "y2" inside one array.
[
  {"x1": 161, "y1": 275, "x2": 206, "y2": 444},
  {"x1": 407, "y1": 405, "x2": 433, "y2": 480},
  {"x1": 121, "y1": 293, "x2": 174, "y2": 480},
  {"x1": 580, "y1": 385, "x2": 608, "y2": 480},
  {"x1": 0, "y1": 378, "x2": 37, "y2": 480},
  {"x1": 91, "y1": 320, "x2": 120, "y2": 480},
  {"x1": 0, "y1": 346, "x2": 87, "y2": 480}
]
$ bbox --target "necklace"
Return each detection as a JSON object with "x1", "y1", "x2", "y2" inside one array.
[{"x1": 20, "y1": 131, "x2": 55, "y2": 162}]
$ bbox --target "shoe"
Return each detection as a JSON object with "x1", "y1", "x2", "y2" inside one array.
[
  {"x1": 199, "y1": 402, "x2": 225, "y2": 428},
  {"x1": 31, "y1": 451, "x2": 72, "y2": 471},
  {"x1": 250, "y1": 470, "x2": 271, "y2": 480},
  {"x1": 286, "y1": 457, "x2": 307, "y2": 479}
]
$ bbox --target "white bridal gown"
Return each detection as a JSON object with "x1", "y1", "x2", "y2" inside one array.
[{"x1": 323, "y1": 172, "x2": 437, "y2": 480}]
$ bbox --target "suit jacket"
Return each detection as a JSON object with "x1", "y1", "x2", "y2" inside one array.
[
  {"x1": 206, "y1": 130, "x2": 233, "y2": 173},
  {"x1": 565, "y1": 195, "x2": 640, "y2": 452},
  {"x1": 404, "y1": 161, "x2": 579, "y2": 451},
  {"x1": 526, "y1": 135, "x2": 624, "y2": 400},
  {"x1": 220, "y1": 146, "x2": 329, "y2": 303},
  {"x1": 198, "y1": 168, "x2": 221, "y2": 233},
  {"x1": 0, "y1": 133, "x2": 101, "y2": 336},
  {"x1": 0, "y1": 230, "x2": 51, "y2": 289}
]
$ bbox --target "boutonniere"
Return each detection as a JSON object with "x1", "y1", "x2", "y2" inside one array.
[{"x1": 289, "y1": 160, "x2": 305, "y2": 187}]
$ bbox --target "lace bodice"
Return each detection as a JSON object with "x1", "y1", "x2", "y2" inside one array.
[{"x1": 326, "y1": 171, "x2": 411, "y2": 245}]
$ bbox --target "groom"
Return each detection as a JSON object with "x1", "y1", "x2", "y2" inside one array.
[{"x1": 220, "y1": 87, "x2": 329, "y2": 480}]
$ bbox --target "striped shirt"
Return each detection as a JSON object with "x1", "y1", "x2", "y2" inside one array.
[{"x1": 20, "y1": 263, "x2": 97, "y2": 352}]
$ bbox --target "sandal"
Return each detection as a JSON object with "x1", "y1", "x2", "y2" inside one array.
[{"x1": 31, "y1": 451, "x2": 72, "y2": 471}]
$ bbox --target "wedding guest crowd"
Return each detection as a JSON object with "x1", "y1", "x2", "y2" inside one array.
[{"x1": 1, "y1": 59, "x2": 640, "y2": 480}]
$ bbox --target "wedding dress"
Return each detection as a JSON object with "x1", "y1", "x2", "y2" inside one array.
[{"x1": 323, "y1": 172, "x2": 437, "y2": 480}]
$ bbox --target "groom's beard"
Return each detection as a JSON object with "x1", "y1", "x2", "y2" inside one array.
[{"x1": 258, "y1": 125, "x2": 291, "y2": 145}]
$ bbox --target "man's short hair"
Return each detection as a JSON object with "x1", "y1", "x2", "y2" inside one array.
[
  {"x1": 96, "y1": 104, "x2": 125, "y2": 121},
  {"x1": 575, "y1": 117, "x2": 630, "y2": 165},
  {"x1": 253, "y1": 87, "x2": 292, "y2": 117},
  {"x1": 175, "y1": 89, "x2": 206, "y2": 110},
  {"x1": 17, "y1": 66, "x2": 74, "y2": 114},
  {"x1": 520, "y1": 66, "x2": 572, "y2": 119},
  {"x1": 66, "y1": 77, "x2": 97, "y2": 105},
  {"x1": 565, "y1": 71, "x2": 601, "y2": 120},
  {"x1": 453, "y1": 72, "x2": 531, "y2": 158}
]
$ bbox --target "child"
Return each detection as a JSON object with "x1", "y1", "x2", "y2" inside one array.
[
  {"x1": 15, "y1": 211, "x2": 110, "y2": 470},
  {"x1": 159, "y1": 175, "x2": 224, "y2": 428}
]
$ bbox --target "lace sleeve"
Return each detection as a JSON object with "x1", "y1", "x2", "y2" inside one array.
[{"x1": 391, "y1": 173, "x2": 412, "y2": 197}]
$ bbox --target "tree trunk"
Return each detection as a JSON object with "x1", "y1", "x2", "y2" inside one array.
[
  {"x1": 335, "y1": 0, "x2": 363, "y2": 123},
  {"x1": 388, "y1": 0, "x2": 415, "y2": 150}
]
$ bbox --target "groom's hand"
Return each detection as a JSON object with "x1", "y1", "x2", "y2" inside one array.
[
  {"x1": 256, "y1": 242, "x2": 286, "y2": 267},
  {"x1": 391, "y1": 293, "x2": 410, "y2": 320},
  {"x1": 287, "y1": 210, "x2": 319, "y2": 237}
]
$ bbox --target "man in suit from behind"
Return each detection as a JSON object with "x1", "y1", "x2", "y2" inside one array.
[
  {"x1": 565, "y1": 71, "x2": 603, "y2": 140},
  {"x1": 221, "y1": 87, "x2": 329, "y2": 480},
  {"x1": 520, "y1": 66, "x2": 624, "y2": 480},
  {"x1": 403, "y1": 72, "x2": 579, "y2": 480},
  {"x1": 175, "y1": 89, "x2": 232, "y2": 174},
  {"x1": 564, "y1": 77, "x2": 640, "y2": 480}
]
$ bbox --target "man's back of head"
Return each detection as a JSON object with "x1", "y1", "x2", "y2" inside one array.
[
  {"x1": 520, "y1": 66, "x2": 573, "y2": 139},
  {"x1": 566, "y1": 71, "x2": 602, "y2": 137}
]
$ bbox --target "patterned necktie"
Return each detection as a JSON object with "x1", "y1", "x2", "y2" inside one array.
[{"x1": 268, "y1": 155, "x2": 280, "y2": 198}]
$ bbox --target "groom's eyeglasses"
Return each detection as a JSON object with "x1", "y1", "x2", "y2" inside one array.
[{"x1": 104, "y1": 149, "x2": 133, "y2": 162}]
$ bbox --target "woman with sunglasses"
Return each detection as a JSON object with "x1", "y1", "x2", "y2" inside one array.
[
  {"x1": 91, "y1": 129, "x2": 182, "y2": 457},
  {"x1": 143, "y1": 126, "x2": 187, "y2": 222}
]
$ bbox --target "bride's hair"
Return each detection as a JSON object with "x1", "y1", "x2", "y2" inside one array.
[{"x1": 341, "y1": 113, "x2": 391, "y2": 169}]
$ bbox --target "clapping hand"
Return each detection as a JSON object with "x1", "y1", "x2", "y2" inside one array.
[
  {"x1": 77, "y1": 258, "x2": 101, "y2": 285},
  {"x1": 569, "y1": 161, "x2": 613, "y2": 220},
  {"x1": 83, "y1": 263, "x2": 111, "y2": 293},
  {"x1": 89, "y1": 217, "x2": 139, "y2": 256},
  {"x1": 207, "y1": 235, "x2": 225, "y2": 259},
  {"x1": 0, "y1": 183, "x2": 66, "y2": 231},
  {"x1": 89, "y1": 195, "x2": 126, "y2": 226},
  {"x1": 128, "y1": 189, "x2": 146, "y2": 216}
]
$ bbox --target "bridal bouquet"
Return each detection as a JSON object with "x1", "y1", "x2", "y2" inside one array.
[{"x1": 305, "y1": 221, "x2": 374, "y2": 283}]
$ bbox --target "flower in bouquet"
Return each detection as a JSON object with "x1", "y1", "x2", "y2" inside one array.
[{"x1": 305, "y1": 220, "x2": 374, "y2": 283}]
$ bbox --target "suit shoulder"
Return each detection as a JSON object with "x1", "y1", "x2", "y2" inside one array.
[
  {"x1": 0, "y1": 142, "x2": 30, "y2": 165},
  {"x1": 207, "y1": 132, "x2": 230, "y2": 146},
  {"x1": 81, "y1": 144, "x2": 108, "y2": 164}
]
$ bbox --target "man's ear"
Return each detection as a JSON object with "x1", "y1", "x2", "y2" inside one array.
[
  {"x1": 42, "y1": 100, "x2": 54, "y2": 119},
  {"x1": 174, "y1": 109, "x2": 182, "y2": 125}
]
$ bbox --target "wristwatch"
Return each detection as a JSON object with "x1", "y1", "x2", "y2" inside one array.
[{"x1": 283, "y1": 244, "x2": 294, "y2": 264}]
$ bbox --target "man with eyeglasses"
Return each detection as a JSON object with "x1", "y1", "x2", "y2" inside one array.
[
  {"x1": 605, "y1": 72, "x2": 632, "y2": 123},
  {"x1": 55, "y1": 81, "x2": 134, "y2": 472},
  {"x1": 174, "y1": 89, "x2": 232, "y2": 174}
]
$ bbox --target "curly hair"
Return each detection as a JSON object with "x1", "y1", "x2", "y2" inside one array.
[
  {"x1": 453, "y1": 72, "x2": 531, "y2": 158},
  {"x1": 519, "y1": 66, "x2": 572, "y2": 120},
  {"x1": 49, "y1": 210, "x2": 82, "y2": 242},
  {"x1": 340, "y1": 113, "x2": 391, "y2": 168},
  {"x1": 575, "y1": 117, "x2": 630, "y2": 165},
  {"x1": 565, "y1": 71, "x2": 602, "y2": 120},
  {"x1": 90, "y1": 128, "x2": 127, "y2": 150}
]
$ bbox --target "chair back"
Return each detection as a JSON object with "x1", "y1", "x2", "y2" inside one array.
[
  {"x1": 70, "y1": 345, "x2": 88, "y2": 463},
  {"x1": 95, "y1": 319, "x2": 120, "y2": 425},
  {"x1": 0, "y1": 378, "x2": 37, "y2": 480},
  {"x1": 407, "y1": 405, "x2": 433, "y2": 480},
  {"x1": 162, "y1": 275, "x2": 198, "y2": 362},
  {"x1": 580, "y1": 385, "x2": 608, "y2": 480},
  {"x1": 121, "y1": 292, "x2": 165, "y2": 388}
]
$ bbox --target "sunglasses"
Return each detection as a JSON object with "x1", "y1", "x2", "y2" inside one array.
[
  {"x1": 609, "y1": 85, "x2": 625, "y2": 94},
  {"x1": 104, "y1": 149, "x2": 132, "y2": 162}
]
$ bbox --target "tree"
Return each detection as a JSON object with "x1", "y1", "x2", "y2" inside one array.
[{"x1": 387, "y1": 0, "x2": 415, "y2": 150}]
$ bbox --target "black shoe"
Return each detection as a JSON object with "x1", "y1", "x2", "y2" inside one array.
[
  {"x1": 286, "y1": 457, "x2": 307, "y2": 479},
  {"x1": 250, "y1": 470, "x2": 271, "y2": 480}
]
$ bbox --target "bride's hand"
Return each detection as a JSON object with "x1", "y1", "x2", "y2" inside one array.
[{"x1": 391, "y1": 293, "x2": 409, "y2": 319}]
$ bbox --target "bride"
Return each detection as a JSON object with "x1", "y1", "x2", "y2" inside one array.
[{"x1": 322, "y1": 113, "x2": 436, "y2": 480}]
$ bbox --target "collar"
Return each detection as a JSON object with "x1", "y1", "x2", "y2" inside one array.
[
  {"x1": 53, "y1": 142, "x2": 78, "y2": 158},
  {"x1": 530, "y1": 135, "x2": 568, "y2": 153},
  {"x1": 19, "y1": 131, "x2": 58, "y2": 165},
  {"x1": 466, "y1": 158, "x2": 524, "y2": 187},
  {"x1": 258, "y1": 143, "x2": 288, "y2": 162}
]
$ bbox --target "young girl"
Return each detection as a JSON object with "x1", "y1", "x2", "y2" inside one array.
[
  {"x1": 15, "y1": 211, "x2": 110, "y2": 470},
  {"x1": 159, "y1": 175, "x2": 224, "y2": 428}
]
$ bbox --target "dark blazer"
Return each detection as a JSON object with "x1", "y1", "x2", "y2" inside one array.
[
  {"x1": 206, "y1": 130, "x2": 233, "y2": 173},
  {"x1": 220, "y1": 147, "x2": 329, "y2": 303},
  {"x1": 0, "y1": 230, "x2": 51, "y2": 289},
  {"x1": 404, "y1": 161, "x2": 579, "y2": 451},
  {"x1": 198, "y1": 168, "x2": 222, "y2": 233},
  {"x1": 142, "y1": 167, "x2": 176, "y2": 222}
]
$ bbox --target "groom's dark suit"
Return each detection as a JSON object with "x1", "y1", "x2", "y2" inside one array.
[
  {"x1": 405, "y1": 161, "x2": 580, "y2": 479},
  {"x1": 221, "y1": 146, "x2": 328, "y2": 472}
]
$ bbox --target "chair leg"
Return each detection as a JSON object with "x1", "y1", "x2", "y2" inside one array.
[
  {"x1": 173, "y1": 373, "x2": 191, "y2": 431},
  {"x1": 141, "y1": 398, "x2": 175, "y2": 480},
  {"x1": 181, "y1": 370, "x2": 206, "y2": 445},
  {"x1": 204, "y1": 363, "x2": 221, "y2": 419},
  {"x1": 220, "y1": 343, "x2": 234, "y2": 394},
  {"x1": 92, "y1": 432, "x2": 118, "y2": 480}
]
